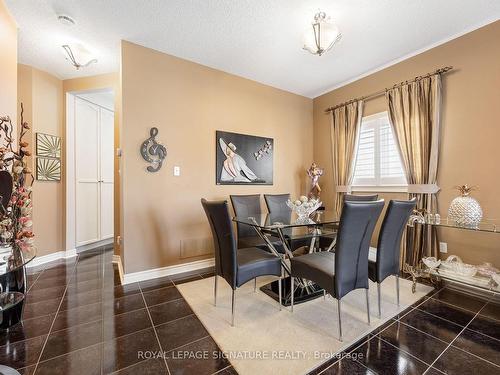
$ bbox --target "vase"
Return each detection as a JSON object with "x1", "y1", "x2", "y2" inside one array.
[{"x1": 448, "y1": 185, "x2": 483, "y2": 226}]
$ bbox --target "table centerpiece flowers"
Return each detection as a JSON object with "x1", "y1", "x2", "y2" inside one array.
[{"x1": 286, "y1": 195, "x2": 322, "y2": 220}]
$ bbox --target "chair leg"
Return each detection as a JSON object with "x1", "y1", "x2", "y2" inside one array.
[
  {"x1": 214, "y1": 275, "x2": 218, "y2": 307},
  {"x1": 323, "y1": 290, "x2": 326, "y2": 300},
  {"x1": 254, "y1": 277, "x2": 257, "y2": 292},
  {"x1": 337, "y1": 299, "x2": 343, "y2": 342},
  {"x1": 278, "y1": 276, "x2": 282, "y2": 311},
  {"x1": 365, "y1": 288, "x2": 371, "y2": 325},
  {"x1": 231, "y1": 288, "x2": 235, "y2": 327},
  {"x1": 291, "y1": 277, "x2": 294, "y2": 313},
  {"x1": 377, "y1": 282, "x2": 381, "y2": 318},
  {"x1": 396, "y1": 275, "x2": 400, "y2": 306}
]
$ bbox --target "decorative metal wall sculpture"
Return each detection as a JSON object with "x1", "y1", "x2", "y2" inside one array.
[
  {"x1": 216, "y1": 131, "x2": 273, "y2": 185},
  {"x1": 35, "y1": 132, "x2": 61, "y2": 181},
  {"x1": 36, "y1": 133, "x2": 61, "y2": 158},
  {"x1": 141, "y1": 127, "x2": 167, "y2": 172},
  {"x1": 36, "y1": 158, "x2": 61, "y2": 181}
]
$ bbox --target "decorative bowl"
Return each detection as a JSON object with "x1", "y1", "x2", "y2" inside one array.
[
  {"x1": 453, "y1": 263, "x2": 477, "y2": 278},
  {"x1": 422, "y1": 257, "x2": 441, "y2": 270},
  {"x1": 286, "y1": 196, "x2": 322, "y2": 219},
  {"x1": 476, "y1": 262, "x2": 499, "y2": 277},
  {"x1": 440, "y1": 255, "x2": 463, "y2": 271}
]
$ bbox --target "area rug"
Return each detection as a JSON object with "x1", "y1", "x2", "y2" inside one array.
[{"x1": 177, "y1": 275, "x2": 432, "y2": 375}]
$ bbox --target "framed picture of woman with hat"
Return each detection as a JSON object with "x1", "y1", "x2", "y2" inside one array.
[{"x1": 216, "y1": 130, "x2": 273, "y2": 185}]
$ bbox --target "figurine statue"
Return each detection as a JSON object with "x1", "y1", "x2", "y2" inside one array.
[{"x1": 307, "y1": 162, "x2": 323, "y2": 199}]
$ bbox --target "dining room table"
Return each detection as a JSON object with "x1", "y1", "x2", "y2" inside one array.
[{"x1": 233, "y1": 210, "x2": 340, "y2": 306}]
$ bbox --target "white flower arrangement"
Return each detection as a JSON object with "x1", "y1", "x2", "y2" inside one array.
[{"x1": 287, "y1": 195, "x2": 322, "y2": 219}]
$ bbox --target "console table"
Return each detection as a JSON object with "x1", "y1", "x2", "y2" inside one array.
[{"x1": 405, "y1": 216, "x2": 500, "y2": 294}]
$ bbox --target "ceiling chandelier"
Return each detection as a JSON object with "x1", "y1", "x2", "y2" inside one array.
[
  {"x1": 62, "y1": 44, "x2": 98, "y2": 70},
  {"x1": 303, "y1": 11, "x2": 342, "y2": 56}
]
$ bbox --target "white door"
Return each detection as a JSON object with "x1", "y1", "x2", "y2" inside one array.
[
  {"x1": 99, "y1": 108, "x2": 114, "y2": 239},
  {"x1": 74, "y1": 97, "x2": 114, "y2": 246},
  {"x1": 75, "y1": 98, "x2": 100, "y2": 246}
]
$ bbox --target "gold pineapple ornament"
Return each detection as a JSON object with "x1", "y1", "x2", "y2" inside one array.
[{"x1": 448, "y1": 185, "x2": 483, "y2": 226}]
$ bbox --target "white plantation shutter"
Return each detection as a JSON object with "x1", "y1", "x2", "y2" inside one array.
[
  {"x1": 353, "y1": 112, "x2": 406, "y2": 187},
  {"x1": 352, "y1": 124, "x2": 376, "y2": 185}
]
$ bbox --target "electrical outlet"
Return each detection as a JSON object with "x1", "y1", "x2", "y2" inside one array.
[
  {"x1": 439, "y1": 242, "x2": 448, "y2": 253},
  {"x1": 173, "y1": 166, "x2": 181, "y2": 176}
]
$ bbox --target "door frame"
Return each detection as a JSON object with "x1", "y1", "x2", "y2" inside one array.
[{"x1": 65, "y1": 88, "x2": 114, "y2": 253}]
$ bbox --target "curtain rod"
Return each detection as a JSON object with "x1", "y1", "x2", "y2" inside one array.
[{"x1": 324, "y1": 66, "x2": 453, "y2": 113}]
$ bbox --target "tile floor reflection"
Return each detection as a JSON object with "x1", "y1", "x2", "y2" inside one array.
[{"x1": 0, "y1": 247, "x2": 231, "y2": 375}]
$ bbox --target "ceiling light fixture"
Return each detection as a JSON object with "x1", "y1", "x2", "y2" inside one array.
[
  {"x1": 302, "y1": 11, "x2": 342, "y2": 56},
  {"x1": 62, "y1": 44, "x2": 98, "y2": 70},
  {"x1": 57, "y1": 14, "x2": 76, "y2": 26}
]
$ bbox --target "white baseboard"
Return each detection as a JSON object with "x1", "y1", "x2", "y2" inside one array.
[
  {"x1": 112, "y1": 255, "x2": 124, "y2": 284},
  {"x1": 122, "y1": 258, "x2": 215, "y2": 285},
  {"x1": 27, "y1": 249, "x2": 78, "y2": 268}
]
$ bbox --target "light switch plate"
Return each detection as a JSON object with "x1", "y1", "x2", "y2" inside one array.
[
  {"x1": 439, "y1": 242, "x2": 448, "y2": 253},
  {"x1": 173, "y1": 166, "x2": 181, "y2": 176}
]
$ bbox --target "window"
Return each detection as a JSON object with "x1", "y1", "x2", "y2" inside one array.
[{"x1": 352, "y1": 112, "x2": 407, "y2": 190}]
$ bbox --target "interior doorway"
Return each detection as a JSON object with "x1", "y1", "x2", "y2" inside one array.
[{"x1": 66, "y1": 89, "x2": 115, "y2": 252}]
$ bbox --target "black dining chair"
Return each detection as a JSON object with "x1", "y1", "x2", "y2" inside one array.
[
  {"x1": 368, "y1": 198, "x2": 416, "y2": 317},
  {"x1": 345, "y1": 193, "x2": 379, "y2": 202},
  {"x1": 264, "y1": 193, "x2": 311, "y2": 251},
  {"x1": 316, "y1": 194, "x2": 379, "y2": 250},
  {"x1": 263, "y1": 193, "x2": 291, "y2": 214},
  {"x1": 290, "y1": 199, "x2": 384, "y2": 341},
  {"x1": 230, "y1": 194, "x2": 283, "y2": 251},
  {"x1": 201, "y1": 199, "x2": 283, "y2": 326}
]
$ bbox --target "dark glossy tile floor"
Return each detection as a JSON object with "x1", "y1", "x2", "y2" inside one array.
[
  {"x1": 308, "y1": 284, "x2": 500, "y2": 375},
  {"x1": 2, "y1": 246, "x2": 499, "y2": 375},
  {"x1": 0, "y1": 247, "x2": 232, "y2": 375}
]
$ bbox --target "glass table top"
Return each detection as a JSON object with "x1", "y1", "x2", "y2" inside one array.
[
  {"x1": 0, "y1": 245, "x2": 36, "y2": 276},
  {"x1": 425, "y1": 217, "x2": 500, "y2": 233},
  {"x1": 233, "y1": 210, "x2": 340, "y2": 229}
]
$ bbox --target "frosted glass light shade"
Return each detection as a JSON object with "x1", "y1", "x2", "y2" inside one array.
[
  {"x1": 303, "y1": 12, "x2": 341, "y2": 56},
  {"x1": 62, "y1": 43, "x2": 98, "y2": 70}
]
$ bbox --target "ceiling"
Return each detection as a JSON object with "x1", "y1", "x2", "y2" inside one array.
[{"x1": 6, "y1": 0, "x2": 500, "y2": 98}]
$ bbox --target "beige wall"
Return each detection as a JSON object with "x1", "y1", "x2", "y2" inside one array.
[
  {"x1": 63, "y1": 74, "x2": 121, "y2": 256},
  {"x1": 121, "y1": 41, "x2": 313, "y2": 274},
  {"x1": 0, "y1": 0, "x2": 17, "y2": 120},
  {"x1": 18, "y1": 66, "x2": 65, "y2": 256},
  {"x1": 313, "y1": 21, "x2": 500, "y2": 266}
]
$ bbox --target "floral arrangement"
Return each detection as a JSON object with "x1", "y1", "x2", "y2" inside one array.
[
  {"x1": 0, "y1": 104, "x2": 34, "y2": 253},
  {"x1": 286, "y1": 195, "x2": 322, "y2": 219}
]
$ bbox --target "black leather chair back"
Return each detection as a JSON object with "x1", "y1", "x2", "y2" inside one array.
[
  {"x1": 335, "y1": 200, "x2": 384, "y2": 299},
  {"x1": 264, "y1": 194, "x2": 291, "y2": 213},
  {"x1": 344, "y1": 194, "x2": 379, "y2": 202},
  {"x1": 375, "y1": 198, "x2": 417, "y2": 282},
  {"x1": 201, "y1": 199, "x2": 237, "y2": 288},
  {"x1": 264, "y1": 194, "x2": 293, "y2": 236},
  {"x1": 230, "y1": 194, "x2": 261, "y2": 239}
]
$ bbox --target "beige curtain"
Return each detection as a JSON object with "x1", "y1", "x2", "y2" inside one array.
[
  {"x1": 330, "y1": 101, "x2": 364, "y2": 216},
  {"x1": 386, "y1": 74, "x2": 441, "y2": 267}
]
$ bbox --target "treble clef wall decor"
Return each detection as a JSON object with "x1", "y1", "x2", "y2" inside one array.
[{"x1": 140, "y1": 127, "x2": 167, "y2": 172}]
